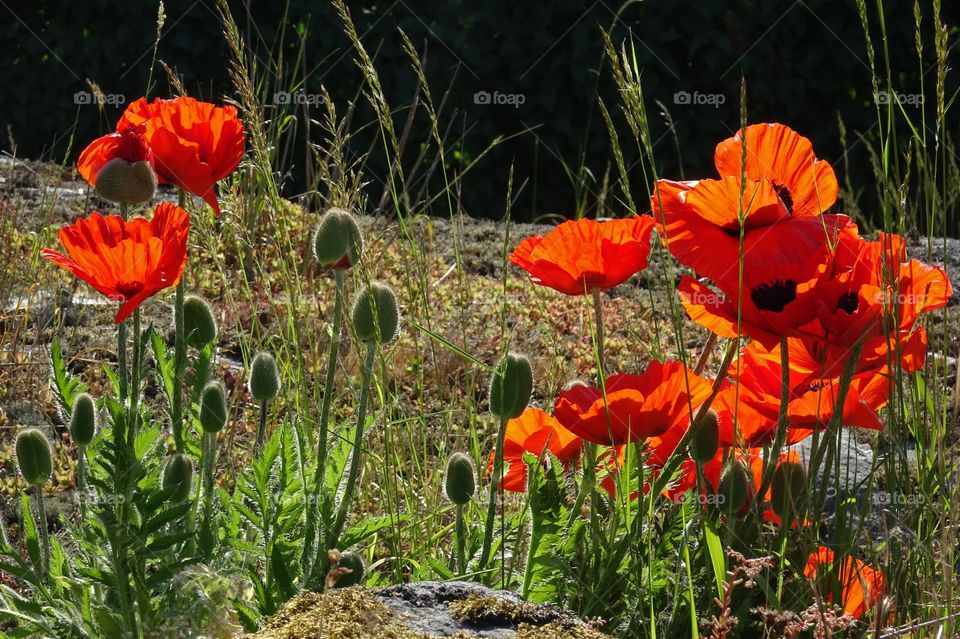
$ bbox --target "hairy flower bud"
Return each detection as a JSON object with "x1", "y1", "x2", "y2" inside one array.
[
  {"x1": 183, "y1": 295, "x2": 218, "y2": 348},
  {"x1": 716, "y1": 459, "x2": 751, "y2": 518},
  {"x1": 199, "y1": 382, "x2": 228, "y2": 433},
  {"x1": 444, "y1": 453, "x2": 477, "y2": 505},
  {"x1": 688, "y1": 409, "x2": 719, "y2": 465},
  {"x1": 489, "y1": 353, "x2": 533, "y2": 419},
  {"x1": 248, "y1": 352, "x2": 281, "y2": 402},
  {"x1": 313, "y1": 208, "x2": 363, "y2": 269},
  {"x1": 351, "y1": 282, "x2": 400, "y2": 343},
  {"x1": 94, "y1": 158, "x2": 158, "y2": 205},
  {"x1": 16, "y1": 429, "x2": 52, "y2": 486},
  {"x1": 69, "y1": 392, "x2": 98, "y2": 446},
  {"x1": 162, "y1": 454, "x2": 194, "y2": 502},
  {"x1": 771, "y1": 461, "x2": 807, "y2": 523},
  {"x1": 333, "y1": 551, "x2": 366, "y2": 588}
]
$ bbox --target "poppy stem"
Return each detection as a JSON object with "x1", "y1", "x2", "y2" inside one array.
[
  {"x1": 303, "y1": 269, "x2": 345, "y2": 583},
  {"x1": 201, "y1": 430, "x2": 217, "y2": 541},
  {"x1": 756, "y1": 337, "x2": 791, "y2": 504},
  {"x1": 34, "y1": 487, "x2": 50, "y2": 581},
  {"x1": 172, "y1": 188, "x2": 187, "y2": 453},
  {"x1": 255, "y1": 399, "x2": 268, "y2": 451},
  {"x1": 591, "y1": 288, "x2": 606, "y2": 376},
  {"x1": 479, "y1": 413, "x2": 509, "y2": 574},
  {"x1": 128, "y1": 309, "x2": 142, "y2": 447},
  {"x1": 455, "y1": 503, "x2": 467, "y2": 576},
  {"x1": 328, "y1": 342, "x2": 377, "y2": 551}
]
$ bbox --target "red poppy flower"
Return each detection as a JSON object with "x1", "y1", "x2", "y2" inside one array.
[
  {"x1": 510, "y1": 215, "x2": 655, "y2": 295},
  {"x1": 119, "y1": 97, "x2": 245, "y2": 216},
  {"x1": 664, "y1": 447, "x2": 803, "y2": 524},
  {"x1": 804, "y1": 547, "x2": 886, "y2": 618},
  {"x1": 652, "y1": 177, "x2": 846, "y2": 298},
  {"x1": 42, "y1": 202, "x2": 190, "y2": 323},
  {"x1": 487, "y1": 407, "x2": 582, "y2": 492},
  {"x1": 713, "y1": 123, "x2": 839, "y2": 217},
  {"x1": 713, "y1": 340, "x2": 889, "y2": 448},
  {"x1": 77, "y1": 124, "x2": 152, "y2": 185},
  {"x1": 553, "y1": 361, "x2": 713, "y2": 446}
]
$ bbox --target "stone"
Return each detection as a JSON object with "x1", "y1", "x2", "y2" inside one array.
[{"x1": 244, "y1": 581, "x2": 609, "y2": 638}]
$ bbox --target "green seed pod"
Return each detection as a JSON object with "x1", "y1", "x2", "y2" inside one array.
[
  {"x1": 199, "y1": 382, "x2": 228, "y2": 433},
  {"x1": 94, "y1": 158, "x2": 158, "y2": 205},
  {"x1": 162, "y1": 454, "x2": 194, "y2": 502},
  {"x1": 489, "y1": 353, "x2": 534, "y2": 419},
  {"x1": 313, "y1": 208, "x2": 363, "y2": 269},
  {"x1": 248, "y1": 352, "x2": 281, "y2": 402},
  {"x1": 716, "y1": 459, "x2": 751, "y2": 517},
  {"x1": 69, "y1": 392, "x2": 98, "y2": 446},
  {"x1": 334, "y1": 551, "x2": 366, "y2": 588},
  {"x1": 444, "y1": 453, "x2": 476, "y2": 505},
  {"x1": 183, "y1": 295, "x2": 218, "y2": 348},
  {"x1": 351, "y1": 282, "x2": 400, "y2": 343},
  {"x1": 688, "y1": 409, "x2": 720, "y2": 465},
  {"x1": 15, "y1": 429, "x2": 52, "y2": 486},
  {"x1": 770, "y1": 461, "x2": 807, "y2": 523}
]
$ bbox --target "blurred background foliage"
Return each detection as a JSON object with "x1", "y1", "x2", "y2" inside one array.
[{"x1": 1, "y1": 0, "x2": 957, "y2": 224}]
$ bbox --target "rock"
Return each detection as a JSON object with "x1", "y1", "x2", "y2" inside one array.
[{"x1": 244, "y1": 581, "x2": 610, "y2": 638}]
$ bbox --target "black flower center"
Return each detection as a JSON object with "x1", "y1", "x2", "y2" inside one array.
[
  {"x1": 773, "y1": 182, "x2": 794, "y2": 214},
  {"x1": 836, "y1": 291, "x2": 859, "y2": 314},
  {"x1": 750, "y1": 279, "x2": 797, "y2": 313},
  {"x1": 115, "y1": 281, "x2": 144, "y2": 300}
]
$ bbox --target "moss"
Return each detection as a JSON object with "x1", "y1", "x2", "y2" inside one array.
[
  {"x1": 449, "y1": 594, "x2": 610, "y2": 638},
  {"x1": 245, "y1": 589, "x2": 612, "y2": 639}
]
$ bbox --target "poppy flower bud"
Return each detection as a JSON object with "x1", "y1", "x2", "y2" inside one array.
[
  {"x1": 688, "y1": 409, "x2": 719, "y2": 465},
  {"x1": 162, "y1": 453, "x2": 194, "y2": 502},
  {"x1": 15, "y1": 429, "x2": 52, "y2": 486},
  {"x1": 351, "y1": 282, "x2": 400, "y2": 343},
  {"x1": 444, "y1": 453, "x2": 476, "y2": 505},
  {"x1": 716, "y1": 459, "x2": 751, "y2": 517},
  {"x1": 489, "y1": 353, "x2": 533, "y2": 419},
  {"x1": 771, "y1": 461, "x2": 807, "y2": 523},
  {"x1": 334, "y1": 551, "x2": 366, "y2": 588},
  {"x1": 313, "y1": 208, "x2": 363, "y2": 269},
  {"x1": 248, "y1": 352, "x2": 281, "y2": 402},
  {"x1": 183, "y1": 295, "x2": 218, "y2": 348},
  {"x1": 94, "y1": 157, "x2": 158, "y2": 205},
  {"x1": 69, "y1": 392, "x2": 98, "y2": 446},
  {"x1": 199, "y1": 382, "x2": 228, "y2": 433}
]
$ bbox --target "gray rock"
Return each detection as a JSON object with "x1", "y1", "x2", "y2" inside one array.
[{"x1": 379, "y1": 581, "x2": 524, "y2": 638}]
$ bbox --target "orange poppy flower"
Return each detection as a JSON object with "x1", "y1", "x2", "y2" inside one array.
[
  {"x1": 713, "y1": 339, "x2": 889, "y2": 448},
  {"x1": 804, "y1": 547, "x2": 886, "y2": 618},
  {"x1": 553, "y1": 360, "x2": 713, "y2": 446},
  {"x1": 77, "y1": 123, "x2": 152, "y2": 185},
  {"x1": 119, "y1": 97, "x2": 245, "y2": 215},
  {"x1": 510, "y1": 215, "x2": 655, "y2": 295},
  {"x1": 713, "y1": 122, "x2": 838, "y2": 217},
  {"x1": 487, "y1": 407, "x2": 582, "y2": 492},
  {"x1": 42, "y1": 202, "x2": 190, "y2": 323}
]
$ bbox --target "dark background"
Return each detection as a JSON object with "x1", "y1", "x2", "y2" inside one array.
[{"x1": 1, "y1": 0, "x2": 957, "y2": 224}]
